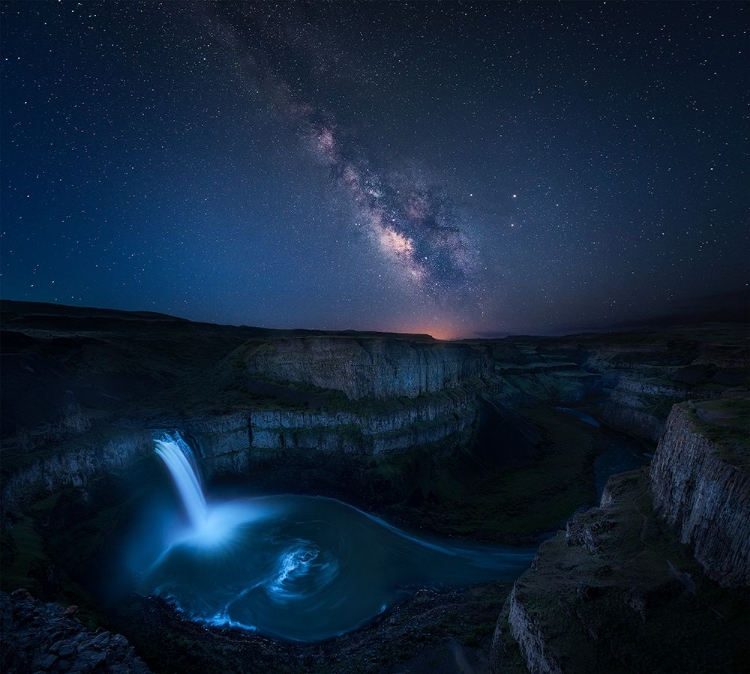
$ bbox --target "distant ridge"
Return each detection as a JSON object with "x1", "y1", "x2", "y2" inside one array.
[
  {"x1": 0, "y1": 299, "x2": 437, "y2": 341},
  {"x1": 0, "y1": 299, "x2": 186, "y2": 323}
]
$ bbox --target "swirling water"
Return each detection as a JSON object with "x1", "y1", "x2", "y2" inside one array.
[{"x1": 142, "y1": 432, "x2": 536, "y2": 642}]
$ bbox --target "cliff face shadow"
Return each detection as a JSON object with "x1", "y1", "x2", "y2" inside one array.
[{"x1": 472, "y1": 399, "x2": 541, "y2": 469}]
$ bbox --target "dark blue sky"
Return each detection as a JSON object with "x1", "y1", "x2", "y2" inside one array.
[{"x1": 2, "y1": 1, "x2": 747, "y2": 338}]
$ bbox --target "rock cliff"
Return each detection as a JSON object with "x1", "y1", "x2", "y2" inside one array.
[
  {"x1": 519, "y1": 326, "x2": 748, "y2": 442},
  {"x1": 0, "y1": 302, "x2": 493, "y2": 522},
  {"x1": 491, "y1": 470, "x2": 750, "y2": 674},
  {"x1": 1, "y1": 428, "x2": 152, "y2": 521},
  {"x1": 177, "y1": 389, "x2": 478, "y2": 475},
  {"x1": 599, "y1": 375, "x2": 719, "y2": 442},
  {"x1": 230, "y1": 337, "x2": 492, "y2": 400},
  {"x1": 650, "y1": 400, "x2": 750, "y2": 586},
  {"x1": 505, "y1": 583, "x2": 562, "y2": 674}
]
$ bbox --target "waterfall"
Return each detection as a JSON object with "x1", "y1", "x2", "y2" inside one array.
[{"x1": 154, "y1": 432, "x2": 207, "y2": 528}]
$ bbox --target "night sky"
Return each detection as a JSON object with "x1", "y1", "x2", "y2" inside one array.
[{"x1": 2, "y1": 1, "x2": 748, "y2": 339}]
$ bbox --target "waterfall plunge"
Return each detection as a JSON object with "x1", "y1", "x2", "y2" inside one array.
[
  {"x1": 153, "y1": 431, "x2": 264, "y2": 548},
  {"x1": 144, "y1": 431, "x2": 536, "y2": 641},
  {"x1": 154, "y1": 432, "x2": 207, "y2": 528}
]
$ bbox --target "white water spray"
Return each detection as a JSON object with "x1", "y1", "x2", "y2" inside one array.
[
  {"x1": 143, "y1": 433, "x2": 536, "y2": 641},
  {"x1": 154, "y1": 432, "x2": 207, "y2": 528}
]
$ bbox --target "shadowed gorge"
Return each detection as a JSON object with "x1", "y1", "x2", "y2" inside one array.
[{"x1": 1, "y1": 300, "x2": 748, "y2": 673}]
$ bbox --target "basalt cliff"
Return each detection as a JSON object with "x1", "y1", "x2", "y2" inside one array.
[
  {"x1": 1, "y1": 300, "x2": 494, "y2": 517},
  {"x1": 651, "y1": 400, "x2": 749, "y2": 586},
  {"x1": 492, "y1": 398, "x2": 749, "y2": 674}
]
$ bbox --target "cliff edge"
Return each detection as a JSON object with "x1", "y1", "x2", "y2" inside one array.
[
  {"x1": 491, "y1": 469, "x2": 750, "y2": 674},
  {"x1": 651, "y1": 399, "x2": 750, "y2": 586},
  {"x1": 231, "y1": 337, "x2": 492, "y2": 400}
]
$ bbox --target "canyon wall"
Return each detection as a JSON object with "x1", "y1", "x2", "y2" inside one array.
[
  {"x1": 493, "y1": 397, "x2": 750, "y2": 674},
  {"x1": 492, "y1": 469, "x2": 750, "y2": 674},
  {"x1": 600, "y1": 377, "x2": 685, "y2": 442},
  {"x1": 1, "y1": 324, "x2": 490, "y2": 519},
  {"x1": 2, "y1": 390, "x2": 480, "y2": 518},
  {"x1": 565, "y1": 331, "x2": 748, "y2": 442},
  {"x1": 1, "y1": 427, "x2": 152, "y2": 521},
  {"x1": 505, "y1": 583, "x2": 563, "y2": 674},
  {"x1": 650, "y1": 403, "x2": 750, "y2": 587},
  {"x1": 182, "y1": 390, "x2": 478, "y2": 475},
  {"x1": 231, "y1": 337, "x2": 492, "y2": 400},
  {"x1": 490, "y1": 363, "x2": 600, "y2": 407}
]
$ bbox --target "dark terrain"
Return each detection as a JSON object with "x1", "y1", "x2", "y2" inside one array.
[{"x1": 1, "y1": 300, "x2": 748, "y2": 674}]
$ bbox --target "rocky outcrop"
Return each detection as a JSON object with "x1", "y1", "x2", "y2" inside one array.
[
  {"x1": 506, "y1": 584, "x2": 563, "y2": 674},
  {"x1": 651, "y1": 403, "x2": 750, "y2": 586},
  {"x1": 600, "y1": 376, "x2": 711, "y2": 442},
  {"x1": 1, "y1": 428, "x2": 152, "y2": 521},
  {"x1": 231, "y1": 337, "x2": 492, "y2": 400},
  {"x1": 181, "y1": 391, "x2": 479, "y2": 474},
  {"x1": 491, "y1": 470, "x2": 750, "y2": 674},
  {"x1": 1, "y1": 588, "x2": 151, "y2": 674}
]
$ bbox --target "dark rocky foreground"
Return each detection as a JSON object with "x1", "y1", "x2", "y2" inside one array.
[
  {"x1": 1, "y1": 588, "x2": 150, "y2": 674},
  {"x1": 1, "y1": 300, "x2": 748, "y2": 673},
  {"x1": 108, "y1": 583, "x2": 515, "y2": 674}
]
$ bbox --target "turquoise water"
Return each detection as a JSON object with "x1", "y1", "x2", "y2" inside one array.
[
  {"x1": 140, "y1": 493, "x2": 535, "y2": 641},
  {"x1": 141, "y1": 433, "x2": 535, "y2": 642},
  {"x1": 556, "y1": 406, "x2": 601, "y2": 428}
]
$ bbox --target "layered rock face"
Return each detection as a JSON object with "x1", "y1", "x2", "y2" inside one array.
[
  {"x1": 539, "y1": 327, "x2": 749, "y2": 442},
  {"x1": 232, "y1": 337, "x2": 492, "y2": 400},
  {"x1": 248, "y1": 392, "x2": 476, "y2": 454},
  {"x1": 180, "y1": 390, "x2": 478, "y2": 475},
  {"x1": 651, "y1": 402, "x2": 750, "y2": 586},
  {"x1": 491, "y1": 470, "x2": 750, "y2": 674},
  {"x1": 601, "y1": 376, "x2": 691, "y2": 442},
  {"x1": 1, "y1": 588, "x2": 151, "y2": 674},
  {"x1": 490, "y1": 328, "x2": 747, "y2": 442},
  {"x1": 1, "y1": 302, "x2": 491, "y2": 521},
  {"x1": 1, "y1": 428, "x2": 152, "y2": 521},
  {"x1": 505, "y1": 584, "x2": 562, "y2": 674},
  {"x1": 170, "y1": 337, "x2": 490, "y2": 473}
]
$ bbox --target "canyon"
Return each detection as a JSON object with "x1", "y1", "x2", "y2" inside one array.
[
  {"x1": 491, "y1": 403, "x2": 749, "y2": 674},
  {"x1": 1, "y1": 300, "x2": 748, "y2": 673}
]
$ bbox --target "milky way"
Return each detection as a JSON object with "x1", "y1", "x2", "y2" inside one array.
[
  {"x1": 1, "y1": 1, "x2": 747, "y2": 336},
  {"x1": 207, "y1": 3, "x2": 479, "y2": 300}
]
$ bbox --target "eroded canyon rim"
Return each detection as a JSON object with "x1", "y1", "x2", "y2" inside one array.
[{"x1": 1, "y1": 300, "x2": 748, "y2": 674}]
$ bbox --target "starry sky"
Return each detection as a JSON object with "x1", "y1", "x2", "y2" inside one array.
[{"x1": 2, "y1": 1, "x2": 748, "y2": 339}]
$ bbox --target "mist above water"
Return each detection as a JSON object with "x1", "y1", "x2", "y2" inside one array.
[{"x1": 139, "y1": 432, "x2": 536, "y2": 641}]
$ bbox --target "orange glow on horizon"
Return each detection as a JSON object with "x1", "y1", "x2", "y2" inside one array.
[{"x1": 395, "y1": 325, "x2": 463, "y2": 341}]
